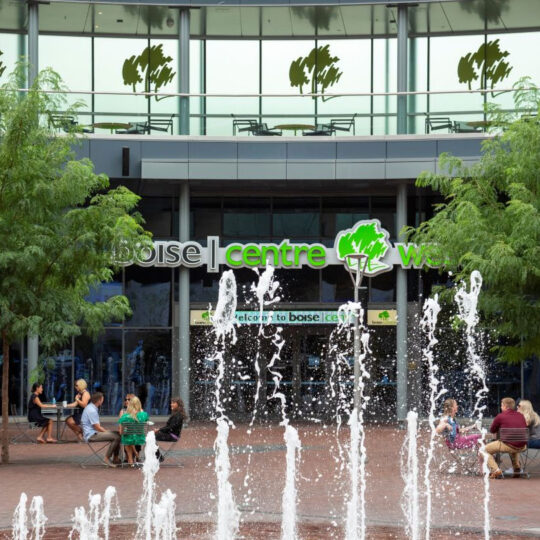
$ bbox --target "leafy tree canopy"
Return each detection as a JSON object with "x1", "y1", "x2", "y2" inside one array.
[
  {"x1": 0, "y1": 67, "x2": 152, "y2": 461},
  {"x1": 405, "y1": 78, "x2": 540, "y2": 364}
]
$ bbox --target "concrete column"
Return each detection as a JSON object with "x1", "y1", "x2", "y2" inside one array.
[
  {"x1": 397, "y1": 5, "x2": 408, "y2": 135},
  {"x1": 28, "y1": 1, "x2": 39, "y2": 85},
  {"x1": 27, "y1": 335, "x2": 39, "y2": 399},
  {"x1": 178, "y1": 8, "x2": 190, "y2": 135},
  {"x1": 176, "y1": 183, "x2": 190, "y2": 414},
  {"x1": 396, "y1": 184, "x2": 408, "y2": 421}
]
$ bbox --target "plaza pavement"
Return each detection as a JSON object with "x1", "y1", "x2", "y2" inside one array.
[{"x1": 0, "y1": 420, "x2": 539, "y2": 538}]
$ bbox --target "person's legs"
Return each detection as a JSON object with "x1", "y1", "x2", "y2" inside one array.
[
  {"x1": 155, "y1": 432, "x2": 176, "y2": 442},
  {"x1": 483, "y1": 441, "x2": 503, "y2": 474},
  {"x1": 66, "y1": 416, "x2": 83, "y2": 438},
  {"x1": 37, "y1": 425, "x2": 47, "y2": 442},
  {"x1": 125, "y1": 445, "x2": 135, "y2": 464},
  {"x1": 46, "y1": 419, "x2": 56, "y2": 442},
  {"x1": 528, "y1": 439, "x2": 540, "y2": 449},
  {"x1": 452, "y1": 434, "x2": 481, "y2": 449},
  {"x1": 89, "y1": 431, "x2": 121, "y2": 463}
]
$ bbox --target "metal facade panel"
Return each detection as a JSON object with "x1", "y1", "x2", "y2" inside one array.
[
  {"x1": 89, "y1": 139, "x2": 141, "y2": 179},
  {"x1": 189, "y1": 161, "x2": 238, "y2": 179},
  {"x1": 286, "y1": 141, "x2": 337, "y2": 160},
  {"x1": 238, "y1": 161, "x2": 287, "y2": 179},
  {"x1": 188, "y1": 141, "x2": 237, "y2": 159},
  {"x1": 335, "y1": 161, "x2": 386, "y2": 179},
  {"x1": 437, "y1": 138, "x2": 486, "y2": 157},
  {"x1": 141, "y1": 141, "x2": 189, "y2": 159},
  {"x1": 237, "y1": 142, "x2": 287, "y2": 159},
  {"x1": 141, "y1": 160, "x2": 189, "y2": 179},
  {"x1": 336, "y1": 141, "x2": 386, "y2": 159},
  {"x1": 287, "y1": 161, "x2": 335, "y2": 180},
  {"x1": 387, "y1": 140, "x2": 438, "y2": 158},
  {"x1": 386, "y1": 159, "x2": 436, "y2": 178}
]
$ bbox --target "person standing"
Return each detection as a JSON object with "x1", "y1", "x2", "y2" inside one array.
[
  {"x1": 517, "y1": 399, "x2": 540, "y2": 449},
  {"x1": 484, "y1": 397, "x2": 527, "y2": 479},
  {"x1": 81, "y1": 392, "x2": 120, "y2": 467},
  {"x1": 27, "y1": 383, "x2": 57, "y2": 443}
]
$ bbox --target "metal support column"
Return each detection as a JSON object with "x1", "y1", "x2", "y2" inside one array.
[
  {"x1": 397, "y1": 5, "x2": 408, "y2": 135},
  {"x1": 396, "y1": 4, "x2": 409, "y2": 422},
  {"x1": 396, "y1": 185, "x2": 408, "y2": 421},
  {"x1": 27, "y1": 335, "x2": 38, "y2": 400},
  {"x1": 178, "y1": 8, "x2": 190, "y2": 135},
  {"x1": 28, "y1": 1, "x2": 39, "y2": 85},
  {"x1": 177, "y1": 183, "x2": 190, "y2": 414}
]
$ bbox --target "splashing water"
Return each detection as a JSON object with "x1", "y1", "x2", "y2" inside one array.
[
  {"x1": 12, "y1": 493, "x2": 29, "y2": 540},
  {"x1": 420, "y1": 295, "x2": 444, "y2": 540},
  {"x1": 70, "y1": 487, "x2": 120, "y2": 540},
  {"x1": 211, "y1": 270, "x2": 240, "y2": 540},
  {"x1": 136, "y1": 432, "x2": 161, "y2": 540},
  {"x1": 401, "y1": 411, "x2": 420, "y2": 540},
  {"x1": 455, "y1": 270, "x2": 490, "y2": 540},
  {"x1": 341, "y1": 302, "x2": 370, "y2": 540},
  {"x1": 281, "y1": 424, "x2": 301, "y2": 540},
  {"x1": 153, "y1": 490, "x2": 177, "y2": 539}
]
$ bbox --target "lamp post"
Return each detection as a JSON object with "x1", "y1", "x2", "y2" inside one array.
[{"x1": 345, "y1": 254, "x2": 369, "y2": 412}]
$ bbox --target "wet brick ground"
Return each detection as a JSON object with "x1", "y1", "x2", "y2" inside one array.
[{"x1": 1, "y1": 421, "x2": 539, "y2": 538}]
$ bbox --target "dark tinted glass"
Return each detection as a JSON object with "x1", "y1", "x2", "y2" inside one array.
[
  {"x1": 273, "y1": 198, "x2": 320, "y2": 239},
  {"x1": 138, "y1": 197, "x2": 173, "y2": 238}
]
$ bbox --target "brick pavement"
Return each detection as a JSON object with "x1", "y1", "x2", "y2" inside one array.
[{"x1": 1, "y1": 422, "x2": 539, "y2": 538}]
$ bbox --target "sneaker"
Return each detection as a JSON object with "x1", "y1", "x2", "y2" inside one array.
[{"x1": 489, "y1": 469, "x2": 503, "y2": 479}]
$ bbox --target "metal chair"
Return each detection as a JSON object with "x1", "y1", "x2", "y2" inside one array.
[
  {"x1": 48, "y1": 113, "x2": 93, "y2": 133},
  {"x1": 425, "y1": 116, "x2": 453, "y2": 133},
  {"x1": 156, "y1": 432, "x2": 184, "y2": 468},
  {"x1": 453, "y1": 121, "x2": 481, "y2": 133},
  {"x1": 496, "y1": 427, "x2": 529, "y2": 478},
  {"x1": 232, "y1": 119, "x2": 281, "y2": 136},
  {"x1": 303, "y1": 115, "x2": 356, "y2": 136},
  {"x1": 10, "y1": 404, "x2": 39, "y2": 444},
  {"x1": 120, "y1": 421, "x2": 148, "y2": 467},
  {"x1": 432, "y1": 436, "x2": 479, "y2": 476}
]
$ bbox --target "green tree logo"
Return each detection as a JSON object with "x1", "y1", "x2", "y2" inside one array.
[
  {"x1": 122, "y1": 44, "x2": 176, "y2": 101},
  {"x1": 457, "y1": 39, "x2": 512, "y2": 93},
  {"x1": 289, "y1": 45, "x2": 342, "y2": 101},
  {"x1": 335, "y1": 220, "x2": 391, "y2": 276},
  {"x1": 378, "y1": 310, "x2": 390, "y2": 320}
]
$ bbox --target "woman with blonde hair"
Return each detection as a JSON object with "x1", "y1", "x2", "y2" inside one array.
[
  {"x1": 118, "y1": 396, "x2": 149, "y2": 466},
  {"x1": 65, "y1": 379, "x2": 91, "y2": 441},
  {"x1": 435, "y1": 397, "x2": 481, "y2": 449},
  {"x1": 518, "y1": 400, "x2": 540, "y2": 449}
]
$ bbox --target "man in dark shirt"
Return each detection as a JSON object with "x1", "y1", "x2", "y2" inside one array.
[{"x1": 484, "y1": 397, "x2": 527, "y2": 479}]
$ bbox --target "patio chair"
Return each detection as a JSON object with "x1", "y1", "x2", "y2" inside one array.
[
  {"x1": 156, "y1": 432, "x2": 184, "y2": 468},
  {"x1": 48, "y1": 113, "x2": 93, "y2": 133},
  {"x1": 303, "y1": 115, "x2": 356, "y2": 136},
  {"x1": 116, "y1": 122, "x2": 149, "y2": 135},
  {"x1": 432, "y1": 436, "x2": 479, "y2": 476},
  {"x1": 425, "y1": 116, "x2": 453, "y2": 133},
  {"x1": 119, "y1": 421, "x2": 149, "y2": 467},
  {"x1": 147, "y1": 115, "x2": 174, "y2": 134},
  {"x1": 453, "y1": 121, "x2": 482, "y2": 134},
  {"x1": 10, "y1": 403, "x2": 39, "y2": 444},
  {"x1": 496, "y1": 427, "x2": 529, "y2": 478},
  {"x1": 232, "y1": 119, "x2": 281, "y2": 136}
]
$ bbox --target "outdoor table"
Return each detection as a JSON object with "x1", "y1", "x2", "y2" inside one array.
[
  {"x1": 92, "y1": 122, "x2": 132, "y2": 133},
  {"x1": 272, "y1": 123, "x2": 316, "y2": 135},
  {"x1": 43, "y1": 403, "x2": 77, "y2": 441},
  {"x1": 466, "y1": 120, "x2": 491, "y2": 131}
]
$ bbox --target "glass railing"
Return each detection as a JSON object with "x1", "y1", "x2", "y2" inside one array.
[{"x1": 28, "y1": 87, "x2": 537, "y2": 137}]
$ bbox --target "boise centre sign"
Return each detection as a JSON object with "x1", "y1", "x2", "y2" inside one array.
[{"x1": 122, "y1": 219, "x2": 444, "y2": 275}]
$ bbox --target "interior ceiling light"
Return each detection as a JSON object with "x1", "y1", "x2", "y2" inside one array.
[{"x1": 98, "y1": 11, "x2": 102, "y2": 15}]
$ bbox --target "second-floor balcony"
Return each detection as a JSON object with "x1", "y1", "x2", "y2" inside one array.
[{"x1": 42, "y1": 87, "x2": 535, "y2": 138}]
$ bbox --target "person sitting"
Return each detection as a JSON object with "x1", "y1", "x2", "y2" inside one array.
[
  {"x1": 65, "y1": 379, "x2": 91, "y2": 441},
  {"x1": 118, "y1": 393, "x2": 135, "y2": 418},
  {"x1": 153, "y1": 397, "x2": 186, "y2": 442},
  {"x1": 27, "y1": 383, "x2": 57, "y2": 443},
  {"x1": 81, "y1": 391, "x2": 121, "y2": 467},
  {"x1": 435, "y1": 398, "x2": 481, "y2": 449},
  {"x1": 118, "y1": 396, "x2": 149, "y2": 466},
  {"x1": 153, "y1": 397, "x2": 187, "y2": 462},
  {"x1": 518, "y1": 399, "x2": 540, "y2": 449},
  {"x1": 484, "y1": 397, "x2": 528, "y2": 479}
]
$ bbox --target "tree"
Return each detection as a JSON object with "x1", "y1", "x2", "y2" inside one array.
[
  {"x1": 0, "y1": 67, "x2": 152, "y2": 463},
  {"x1": 406, "y1": 79, "x2": 540, "y2": 364}
]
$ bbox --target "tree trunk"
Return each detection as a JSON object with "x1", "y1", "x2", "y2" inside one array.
[{"x1": 1, "y1": 332, "x2": 9, "y2": 464}]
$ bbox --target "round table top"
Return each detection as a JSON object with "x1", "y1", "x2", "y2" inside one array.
[
  {"x1": 92, "y1": 122, "x2": 132, "y2": 130},
  {"x1": 272, "y1": 123, "x2": 316, "y2": 131}
]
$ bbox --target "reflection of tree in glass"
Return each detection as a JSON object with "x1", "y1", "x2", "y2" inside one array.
[
  {"x1": 289, "y1": 45, "x2": 342, "y2": 101},
  {"x1": 124, "y1": 6, "x2": 168, "y2": 31},
  {"x1": 0, "y1": 51, "x2": 6, "y2": 79},
  {"x1": 458, "y1": 39, "x2": 512, "y2": 94},
  {"x1": 122, "y1": 44, "x2": 176, "y2": 101},
  {"x1": 459, "y1": 0, "x2": 510, "y2": 24},
  {"x1": 291, "y1": 6, "x2": 339, "y2": 31}
]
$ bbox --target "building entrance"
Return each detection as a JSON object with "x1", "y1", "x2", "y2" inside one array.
[{"x1": 190, "y1": 323, "x2": 397, "y2": 422}]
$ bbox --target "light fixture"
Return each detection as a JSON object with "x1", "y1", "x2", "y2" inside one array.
[{"x1": 166, "y1": 16, "x2": 174, "y2": 28}]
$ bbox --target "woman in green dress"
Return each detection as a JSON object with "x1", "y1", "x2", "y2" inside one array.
[{"x1": 118, "y1": 396, "x2": 148, "y2": 465}]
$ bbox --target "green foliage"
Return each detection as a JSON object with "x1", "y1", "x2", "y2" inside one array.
[
  {"x1": 0, "y1": 51, "x2": 6, "y2": 79},
  {"x1": 0, "y1": 65, "x2": 152, "y2": 348},
  {"x1": 288, "y1": 45, "x2": 342, "y2": 101},
  {"x1": 122, "y1": 44, "x2": 176, "y2": 101},
  {"x1": 336, "y1": 221, "x2": 390, "y2": 275},
  {"x1": 406, "y1": 83, "x2": 540, "y2": 363},
  {"x1": 457, "y1": 39, "x2": 512, "y2": 92}
]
